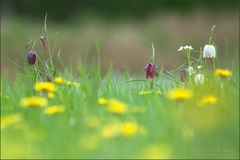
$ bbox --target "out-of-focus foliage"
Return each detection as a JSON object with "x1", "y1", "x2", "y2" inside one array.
[{"x1": 2, "y1": 0, "x2": 240, "y2": 22}]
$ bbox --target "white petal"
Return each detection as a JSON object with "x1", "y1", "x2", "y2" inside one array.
[
  {"x1": 203, "y1": 44, "x2": 216, "y2": 58},
  {"x1": 197, "y1": 65, "x2": 202, "y2": 69},
  {"x1": 178, "y1": 46, "x2": 183, "y2": 51}
]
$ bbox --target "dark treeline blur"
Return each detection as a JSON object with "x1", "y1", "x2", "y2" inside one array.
[{"x1": 2, "y1": 0, "x2": 239, "y2": 22}]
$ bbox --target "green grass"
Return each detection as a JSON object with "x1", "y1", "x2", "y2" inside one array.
[
  {"x1": 1, "y1": 17, "x2": 239, "y2": 158},
  {"x1": 1, "y1": 57, "x2": 239, "y2": 158}
]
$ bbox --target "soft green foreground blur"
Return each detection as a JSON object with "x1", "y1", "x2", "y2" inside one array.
[{"x1": 1, "y1": 57, "x2": 239, "y2": 158}]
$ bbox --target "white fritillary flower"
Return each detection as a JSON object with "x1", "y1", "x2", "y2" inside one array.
[{"x1": 203, "y1": 45, "x2": 216, "y2": 58}]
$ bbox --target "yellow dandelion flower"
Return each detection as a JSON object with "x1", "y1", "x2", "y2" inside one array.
[
  {"x1": 108, "y1": 99, "x2": 128, "y2": 114},
  {"x1": 54, "y1": 77, "x2": 64, "y2": 84},
  {"x1": 47, "y1": 92, "x2": 55, "y2": 99},
  {"x1": 20, "y1": 96, "x2": 48, "y2": 108},
  {"x1": 168, "y1": 88, "x2": 192, "y2": 101},
  {"x1": 98, "y1": 97, "x2": 108, "y2": 105},
  {"x1": 214, "y1": 69, "x2": 232, "y2": 78},
  {"x1": 102, "y1": 122, "x2": 121, "y2": 139},
  {"x1": 1, "y1": 114, "x2": 22, "y2": 130},
  {"x1": 34, "y1": 81, "x2": 56, "y2": 93},
  {"x1": 200, "y1": 95, "x2": 217, "y2": 105},
  {"x1": 44, "y1": 105, "x2": 65, "y2": 115},
  {"x1": 121, "y1": 122, "x2": 138, "y2": 136}
]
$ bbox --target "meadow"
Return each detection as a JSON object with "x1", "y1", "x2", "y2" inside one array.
[{"x1": 1, "y1": 15, "x2": 239, "y2": 159}]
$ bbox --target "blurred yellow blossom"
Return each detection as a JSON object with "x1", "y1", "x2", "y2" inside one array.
[
  {"x1": 44, "y1": 105, "x2": 65, "y2": 115},
  {"x1": 108, "y1": 99, "x2": 128, "y2": 114},
  {"x1": 98, "y1": 97, "x2": 108, "y2": 105},
  {"x1": 20, "y1": 96, "x2": 47, "y2": 108},
  {"x1": 168, "y1": 88, "x2": 192, "y2": 101},
  {"x1": 54, "y1": 77, "x2": 64, "y2": 84},
  {"x1": 121, "y1": 122, "x2": 138, "y2": 136},
  {"x1": 214, "y1": 69, "x2": 232, "y2": 78},
  {"x1": 102, "y1": 121, "x2": 144, "y2": 139},
  {"x1": 200, "y1": 95, "x2": 217, "y2": 105},
  {"x1": 98, "y1": 98, "x2": 130, "y2": 114},
  {"x1": 34, "y1": 82, "x2": 56, "y2": 93},
  {"x1": 102, "y1": 122, "x2": 121, "y2": 139},
  {"x1": 1, "y1": 113, "x2": 22, "y2": 130}
]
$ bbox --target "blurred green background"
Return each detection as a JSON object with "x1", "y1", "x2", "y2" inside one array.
[{"x1": 1, "y1": 0, "x2": 239, "y2": 78}]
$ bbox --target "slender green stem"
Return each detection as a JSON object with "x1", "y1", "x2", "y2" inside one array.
[
  {"x1": 170, "y1": 63, "x2": 185, "y2": 72},
  {"x1": 44, "y1": 13, "x2": 52, "y2": 68},
  {"x1": 127, "y1": 79, "x2": 147, "y2": 83},
  {"x1": 151, "y1": 43, "x2": 155, "y2": 63},
  {"x1": 156, "y1": 71, "x2": 177, "y2": 82},
  {"x1": 212, "y1": 58, "x2": 216, "y2": 70},
  {"x1": 209, "y1": 37, "x2": 212, "y2": 45},
  {"x1": 150, "y1": 79, "x2": 154, "y2": 90}
]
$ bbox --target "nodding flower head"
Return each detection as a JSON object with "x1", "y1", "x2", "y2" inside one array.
[
  {"x1": 46, "y1": 75, "x2": 52, "y2": 82},
  {"x1": 144, "y1": 63, "x2": 158, "y2": 79},
  {"x1": 180, "y1": 69, "x2": 187, "y2": 82},
  {"x1": 27, "y1": 51, "x2": 36, "y2": 65},
  {"x1": 203, "y1": 44, "x2": 216, "y2": 58}
]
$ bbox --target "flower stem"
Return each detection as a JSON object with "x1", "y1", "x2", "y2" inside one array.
[
  {"x1": 212, "y1": 58, "x2": 216, "y2": 71},
  {"x1": 150, "y1": 79, "x2": 154, "y2": 90}
]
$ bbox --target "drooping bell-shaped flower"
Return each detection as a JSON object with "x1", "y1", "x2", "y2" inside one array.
[
  {"x1": 46, "y1": 75, "x2": 52, "y2": 82},
  {"x1": 180, "y1": 69, "x2": 187, "y2": 82},
  {"x1": 27, "y1": 51, "x2": 36, "y2": 65},
  {"x1": 203, "y1": 44, "x2": 216, "y2": 58},
  {"x1": 144, "y1": 63, "x2": 158, "y2": 79}
]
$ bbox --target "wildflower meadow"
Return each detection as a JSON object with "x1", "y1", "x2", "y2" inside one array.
[{"x1": 1, "y1": 1, "x2": 239, "y2": 159}]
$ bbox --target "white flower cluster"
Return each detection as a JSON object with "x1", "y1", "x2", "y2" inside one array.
[
  {"x1": 187, "y1": 66, "x2": 196, "y2": 75},
  {"x1": 178, "y1": 45, "x2": 194, "y2": 52}
]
